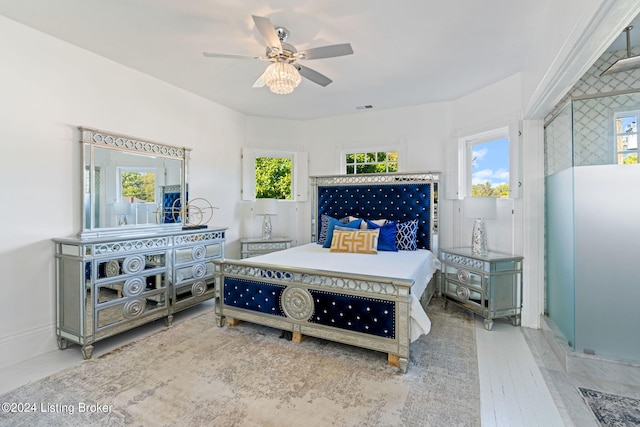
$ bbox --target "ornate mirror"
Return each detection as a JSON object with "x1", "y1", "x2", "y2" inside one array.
[{"x1": 80, "y1": 127, "x2": 190, "y2": 237}]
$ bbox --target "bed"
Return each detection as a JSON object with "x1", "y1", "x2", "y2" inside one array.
[{"x1": 214, "y1": 172, "x2": 440, "y2": 372}]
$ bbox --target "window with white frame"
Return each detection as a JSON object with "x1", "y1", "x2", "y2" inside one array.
[
  {"x1": 343, "y1": 150, "x2": 398, "y2": 174},
  {"x1": 242, "y1": 148, "x2": 308, "y2": 201},
  {"x1": 459, "y1": 126, "x2": 518, "y2": 198},
  {"x1": 614, "y1": 111, "x2": 639, "y2": 164}
]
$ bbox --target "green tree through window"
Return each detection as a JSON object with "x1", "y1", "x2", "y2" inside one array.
[
  {"x1": 345, "y1": 151, "x2": 398, "y2": 174},
  {"x1": 121, "y1": 171, "x2": 155, "y2": 202},
  {"x1": 255, "y1": 157, "x2": 292, "y2": 199}
]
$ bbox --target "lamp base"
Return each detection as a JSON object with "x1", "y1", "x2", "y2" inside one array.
[
  {"x1": 262, "y1": 215, "x2": 273, "y2": 240},
  {"x1": 471, "y1": 218, "x2": 488, "y2": 255}
]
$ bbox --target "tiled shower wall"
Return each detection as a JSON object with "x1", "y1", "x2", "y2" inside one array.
[{"x1": 546, "y1": 46, "x2": 640, "y2": 171}]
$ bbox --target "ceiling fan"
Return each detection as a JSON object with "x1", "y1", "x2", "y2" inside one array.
[{"x1": 203, "y1": 15, "x2": 354, "y2": 94}]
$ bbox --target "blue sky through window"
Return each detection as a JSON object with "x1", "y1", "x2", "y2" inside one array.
[{"x1": 472, "y1": 137, "x2": 509, "y2": 188}]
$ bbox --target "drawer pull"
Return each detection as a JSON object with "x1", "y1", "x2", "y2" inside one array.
[
  {"x1": 192, "y1": 245, "x2": 206, "y2": 260},
  {"x1": 456, "y1": 285, "x2": 470, "y2": 301},
  {"x1": 457, "y1": 269, "x2": 470, "y2": 284},
  {"x1": 191, "y1": 281, "x2": 207, "y2": 297}
]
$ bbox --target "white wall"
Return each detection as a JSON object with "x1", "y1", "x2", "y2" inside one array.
[{"x1": 0, "y1": 16, "x2": 245, "y2": 369}]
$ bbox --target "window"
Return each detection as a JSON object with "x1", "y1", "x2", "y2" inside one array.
[
  {"x1": 344, "y1": 150, "x2": 398, "y2": 174},
  {"x1": 458, "y1": 125, "x2": 518, "y2": 198},
  {"x1": 255, "y1": 156, "x2": 292, "y2": 199},
  {"x1": 470, "y1": 138, "x2": 510, "y2": 197},
  {"x1": 614, "y1": 111, "x2": 639, "y2": 164},
  {"x1": 242, "y1": 148, "x2": 308, "y2": 201},
  {"x1": 119, "y1": 168, "x2": 156, "y2": 202}
]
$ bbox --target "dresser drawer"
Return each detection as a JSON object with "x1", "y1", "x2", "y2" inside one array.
[
  {"x1": 442, "y1": 280, "x2": 484, "y2": 309},
  {"x1": 173, "y1": 242, "x2": 222, "y2": 265},
  {"x1": 441, "y1": 251, "x2": 487, "y2": 271},
  {"x1": 442, "y1": 263, "x2": 484, "y2": 292},
  {"x1": 245, "y1": 241, "x2": 289, "y2": 251}
]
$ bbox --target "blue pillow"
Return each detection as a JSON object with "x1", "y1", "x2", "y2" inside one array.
[
  {"x1": 366, "y1": 220, "x2": 398, "y2": 251},
  {"x1": 323, "y1": 217, "x2": 363, "y2": 248}
]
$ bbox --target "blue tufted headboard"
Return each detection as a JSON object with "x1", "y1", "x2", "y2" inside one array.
[
  {"x1": 311, "y1": 172, "x2": 440, "y2": 251},
  {"x1": 162, "y1": 185, "x2": 188, "y2": 224}
]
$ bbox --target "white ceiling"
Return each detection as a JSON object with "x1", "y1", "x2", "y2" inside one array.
[{"x1": 0, "y1": 1, "x2": 636, "y2": 120}]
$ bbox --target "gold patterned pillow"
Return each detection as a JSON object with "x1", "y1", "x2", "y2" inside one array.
[{"x1": 329, "y1": 229, "x2": 380, "y2": 254}]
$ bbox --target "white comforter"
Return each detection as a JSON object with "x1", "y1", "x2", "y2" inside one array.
[{"x1": 239, "y1": 243, "x2": 441, "y2": 341}]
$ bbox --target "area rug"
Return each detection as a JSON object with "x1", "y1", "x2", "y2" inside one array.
[
  {"x1": 0, "y1": 301, "x2": 479, "y2": 427},
  {"x1": 579, "y1": 387, "x2": 640, "y2": 426}
]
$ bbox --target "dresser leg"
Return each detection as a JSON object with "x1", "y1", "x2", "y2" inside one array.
[
  {"x1": 81, "y1": 345, "x2": 94, "y2": 360},
  {"x1": 57, "y1": 337, "x2": 68, "y2": 350}
]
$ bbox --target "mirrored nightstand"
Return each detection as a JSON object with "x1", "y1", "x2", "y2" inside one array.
[{"x1": 440, "y1": 247, "x2": 523, "y2": 330}]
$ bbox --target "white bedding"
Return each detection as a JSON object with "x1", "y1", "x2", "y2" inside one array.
[{"x1": 239, "y1": 243, "x2": 441, "y2": 342}]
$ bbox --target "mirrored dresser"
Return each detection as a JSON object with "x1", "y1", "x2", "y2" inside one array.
[
  {"x1": 53, "y1": 127, "x2": 227, "y2": 359},
  {"x1": 53, "y1": 228, "x2": 226, "y2": 359}
]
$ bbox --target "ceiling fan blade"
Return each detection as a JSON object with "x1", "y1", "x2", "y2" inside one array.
[
  {"x1": 252, "y1": 15, "x2": 282, "y2": 53},
  {"x1": 252, "y1": 72, "x2": 266, "y2": 88},
  {"x1": 203, "y1": 52, "x2": 264, "y2": 60},
  {"x1": 297, "y1": 43, "x2": 354, "y2": 60},
  {"x1": 297, "y1": 64, "x2": 333, "y2": 87}
]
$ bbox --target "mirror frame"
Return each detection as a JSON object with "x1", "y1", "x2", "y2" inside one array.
[{"x1": 79, "y1": 126, "x2": 191, "y2": 237}]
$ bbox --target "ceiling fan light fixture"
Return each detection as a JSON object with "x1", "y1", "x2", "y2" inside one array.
[{"x1": 262, "y1": 61, "x2": 302, "y2": 94}]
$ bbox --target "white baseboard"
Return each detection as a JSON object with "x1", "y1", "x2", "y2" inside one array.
[{"x1": 0, "y1": 322, "x2": 57, "y2": 370}]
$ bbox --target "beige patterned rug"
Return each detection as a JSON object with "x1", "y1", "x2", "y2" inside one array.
[{"x1": 0, "y1": 300, "x2": 479, "y2": 427}]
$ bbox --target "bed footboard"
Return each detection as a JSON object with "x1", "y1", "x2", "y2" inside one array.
[{"x1": 213, "y1": 259, "x2": 414, "y2": 373}]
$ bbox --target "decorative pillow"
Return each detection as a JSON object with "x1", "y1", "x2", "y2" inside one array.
[
  {"x1": 365, "y1": 219, "x2": 387, "y2": 228},
  {"x1": 317, "y1": 214, "x2": 332, "y2": 245},
  {"x1": 322, "y1": 217, "x2": 363, "y2": 248},
  {"x1": 330, "y1": 229, "x2": 380, "y2": 254},
  {"x1": 365, "y1": 220, "x2": 398, "y2": 251},
  {"x1": 396, "y1": 220, "x2": 418, "y2": 251}
]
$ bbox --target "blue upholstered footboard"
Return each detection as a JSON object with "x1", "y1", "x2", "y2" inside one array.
[
  {"x1": 214, "y1": 259, "x2": 414, "y2": 372},
  {"x1": 223, "y1": 277, "x2": 396, "y2": 339}
]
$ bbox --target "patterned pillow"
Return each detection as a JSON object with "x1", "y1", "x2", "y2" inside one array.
[
  {"x1": 322, "y1": 217, "x2": 363, "y2": 248},
  {"x1": 330, "y1": 229, "x2": 380, "y2": 254},
  {"x1": 317, "y1": 214, "x2": 332, "y2": 245},
  {"x1": 396, "y1": 220, "x2": 418, "y2": 251},
  {"x1": 318, "y1": 215, "x2": 356, "y2": 244}
]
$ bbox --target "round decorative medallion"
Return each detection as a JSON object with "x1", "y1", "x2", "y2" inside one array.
[
  {"x1": 456, "y1": 285, "x2": 470, "y2": 301},
  {"x1": 281, "y1": 287, "x2": 314, "y2": 321},
  {"x1": 191, "y1": 281, "x2": 207, "y2": 297},
  {"x1": 192, "y1": 263, "x2": 206, "y2": 279},
  {"x1": 192, "y1": 245, "x2": 206, "y2": 260},
  {"x1": 122, "y1": 255, "x2": 145, "y2": 274},
  {"x1": 105, "y1": 260, "x2": 120, "y2": 277},
  {"x1": 456, "y1": 269, "x2": 470, "y2": 284},
  {"x1": 123, "y1": 277, "x2": 145, "y2": 297},
  {"x1": 123, "y1": 298, "x2": 146, "y2": 319}
]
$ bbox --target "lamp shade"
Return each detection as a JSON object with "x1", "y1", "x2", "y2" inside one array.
[
  {"x1": 464, "y1": 197, "x2": 497, "y2": 219},
  {"x1": 254, "y1": 198, "x2": 278, "y2": 216}
]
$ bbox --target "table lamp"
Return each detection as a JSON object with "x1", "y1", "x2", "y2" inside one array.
[
  {"x1": 464, "y1": 197, "x2": 497, "y2": 255},
  {"x1": 254, "y1": 198, "x2": 278, "y2": 240}
]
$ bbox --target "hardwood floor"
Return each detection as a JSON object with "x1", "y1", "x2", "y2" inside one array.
[
  {"x1": 2, "y1": 300, "x2": 626, "y2": 426},
  {"x1": 475, "y1": 316, "x2": 565, "y2": 426}
]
